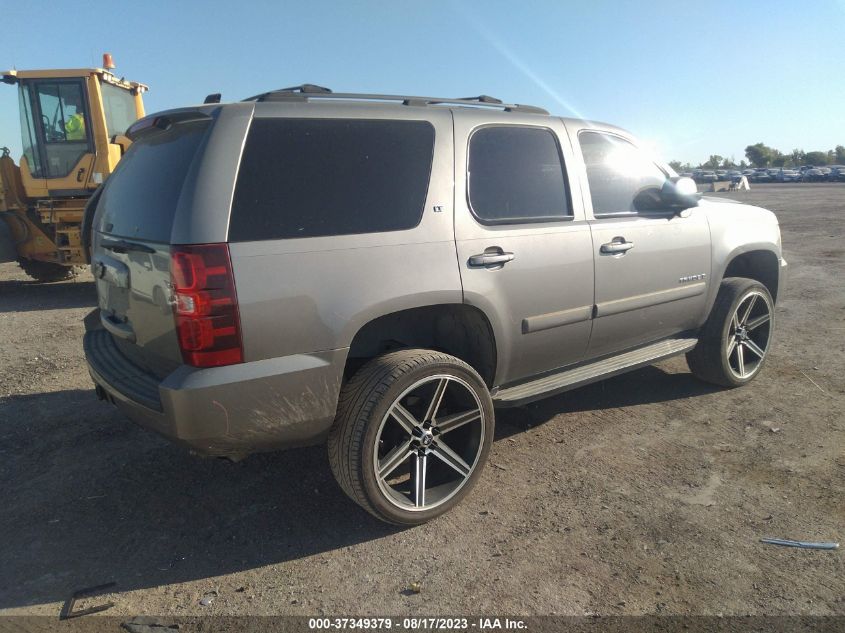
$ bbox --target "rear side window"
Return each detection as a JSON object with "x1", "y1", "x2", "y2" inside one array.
[
  {"x1": 229, "y1": 118, "x2": 435, "y2": 241},
  {"x1": 96, "y1": 120, "x2": 210, "y2": 242},
  {"x1": 468, "y1": 126, "x2": 570, "y2": 224}
]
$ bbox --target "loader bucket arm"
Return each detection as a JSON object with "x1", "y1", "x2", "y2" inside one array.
[{"x1": 0, "y1": 147, "x2": 27, "y2": 211}]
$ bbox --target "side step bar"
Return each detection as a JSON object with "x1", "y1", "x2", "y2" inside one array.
[{"x1": 493, "y1": 337, "x2": 698, "y2": 406}]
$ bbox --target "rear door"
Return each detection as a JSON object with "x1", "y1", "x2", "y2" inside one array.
[
  {"x1": 573, "y1": 129, "x2": 711, "y2": 357},
  {"x1": 226, "y1": 108, "x2": 459, "y2": 363},
  {"x1": 453, "y1": 111, "x2": 594, "y2": 386},
  {"x1": 92, "y1": 115, "x2": 214, "y2": 377}
]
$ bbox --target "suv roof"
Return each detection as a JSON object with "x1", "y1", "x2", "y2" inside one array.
[
  {"x1": 240, "y1": 83, "x2": 550, "y2": 115},
  {"x1": 134, "y1": 85, "x2": 637, "y2": 149}
]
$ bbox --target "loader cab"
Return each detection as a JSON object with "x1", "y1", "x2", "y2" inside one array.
[
  {"x1": 19, "y1": 78, "x2": 94, "y2": 181},
  {"x1": 3, "y1": 65, "x2": 147, "y2": 198}
]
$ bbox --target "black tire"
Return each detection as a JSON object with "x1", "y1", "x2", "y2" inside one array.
[
  {"x1": 17, "y1": 258, "x2": 82, "y2": 283},
  {"x1": 328, "y1": 349, "x2": 494, "y2": 525},
  {"x1": 687, "y1": 277, "x2": 774, "y2": 387}
]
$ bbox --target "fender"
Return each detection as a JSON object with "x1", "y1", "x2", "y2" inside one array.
[{"x1": 701, "y1": 199, "x2": 784, "y2": 318}]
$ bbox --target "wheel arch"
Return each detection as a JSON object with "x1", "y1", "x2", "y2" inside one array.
[
  {"x1": 721, "y1": 248, "x2": 780, "y2": 302},
  {"x1": 344, "y1": 304, "x2": 498, "y2": 388},
  {"x1": 706, "y1": 243, "x2": 782, "y2": 318}
]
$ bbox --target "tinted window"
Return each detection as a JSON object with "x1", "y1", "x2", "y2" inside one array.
[
  {"x1": 96, "y1": 120, "x2": 210, "y2": 242},
  {"x1": 579, "y1": 131, "x2": 668, "y2": 215},
  {"x1": 468, "y1": 126, "x2": 570, "y2": 224},
  {"x1": 229, "y1": 118, "x2": 435, "y2": 241}
]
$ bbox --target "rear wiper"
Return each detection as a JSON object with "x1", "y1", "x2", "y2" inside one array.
[{"x1": 100, "y1": 238, "x2": 156, "y2": 254}]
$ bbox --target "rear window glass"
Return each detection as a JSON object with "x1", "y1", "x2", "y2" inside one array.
[
  {"x1": 468, "y1": 126, "x2": 570, "y2": 224},
  {"x1": 229, "y1": 118, "x2": 434, "y2": 241},
  {"x1": 96, "y1": 120, "x2": 210, "y2": 242}
]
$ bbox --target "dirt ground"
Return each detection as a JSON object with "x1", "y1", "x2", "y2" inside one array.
[{"x1": 0, "y1": 183, "x2": 842, "y2": 619}]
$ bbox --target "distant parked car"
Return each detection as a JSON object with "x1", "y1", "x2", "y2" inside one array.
[
  {"x1": 802, "y1": 168, "x2": 825, "y2": 182},
  {"x1": 696, "y1": 171, "x2": 718, "y2": 183},
  {"x1": 715, "y1": 170, "x2": 728, "y2": 181},
  {"x1": 827, "y1": 166, "x2": 845, "y2": 182},
  {"x1": 726, "y1": 170, "x2": 743, "y2": 183},
  {"x1": 751, "y1": 170, "x2": 773, "y2": 183},
  {"x1": 775, "y1": 169, "x2": 801, "y2": 183}
]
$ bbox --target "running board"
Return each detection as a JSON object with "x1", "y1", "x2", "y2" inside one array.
[{"x1": 493, "y1": 337, "x2": 698, "y2": 406}]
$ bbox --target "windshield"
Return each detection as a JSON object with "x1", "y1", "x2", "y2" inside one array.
[{"x1": 101, "y1": 82, "x2": 139, "y2": 138}]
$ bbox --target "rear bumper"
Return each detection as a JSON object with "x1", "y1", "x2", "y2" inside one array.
[{"x1": 84, "y1": 322, "x2": 347, "y2": 457}]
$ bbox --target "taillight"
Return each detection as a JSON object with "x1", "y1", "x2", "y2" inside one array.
[{"x1": 170, "y1": 243, "x2": 243, "y2": 368}]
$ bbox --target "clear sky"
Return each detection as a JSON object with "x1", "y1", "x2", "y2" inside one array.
[{"x1": 1, "y1": 0, "x2": 843, "y2": 166}]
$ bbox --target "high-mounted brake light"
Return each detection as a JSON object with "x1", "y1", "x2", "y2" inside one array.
[{"x1": 170, "y1": 244, "x2": 243, "y2": 368}]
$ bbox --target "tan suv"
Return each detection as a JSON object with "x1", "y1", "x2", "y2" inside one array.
[{"x1": 84, "y1": 86, "x2": 786, "y2": 524}]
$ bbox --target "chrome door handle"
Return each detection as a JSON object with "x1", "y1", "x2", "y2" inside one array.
[
  {"x1": 600, "y1": 238, "x2": 634, "y2": 254},
  {"x1": 468, "y1": 251, "x2": 515, "y2": 267}
]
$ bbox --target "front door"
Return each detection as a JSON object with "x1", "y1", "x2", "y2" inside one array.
[
  {"x1": 575, "y1": 130, "x2": 711, "y2": 357},
  {"x1": 453, "y1": 113, "x2": 595, "y2": 386}
]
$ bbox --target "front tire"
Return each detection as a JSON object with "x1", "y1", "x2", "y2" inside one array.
[
  {"x1": 328, "y1": 349, "x2": 494, "y2": 525},
  {"x1": 687, "y1": 277, "x2": 774, "y2": 387}
]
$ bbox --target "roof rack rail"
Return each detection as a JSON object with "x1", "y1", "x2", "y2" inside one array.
[
  {"x1": 243, "y1": 84, "x2": 333, "y2": 100},
  {"x1": 243, "y1": 87, "x2": 549, "y2": 115}
]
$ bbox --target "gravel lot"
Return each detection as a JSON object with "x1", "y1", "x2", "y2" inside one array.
[{"x1": 0, "y1": 183, "x2": 842, "y2": 619}]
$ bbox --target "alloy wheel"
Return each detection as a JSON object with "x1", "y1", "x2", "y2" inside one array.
[
  {"x1": 373, "y1": 374, "x2": 485, "y2": 511},
  {"x1": 726, "y1": 290, "x2": 773, "y2": 380}
]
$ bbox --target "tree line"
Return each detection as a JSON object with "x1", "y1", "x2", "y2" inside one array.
[{"x1": 670, "y1": 143, "x2": 845, "y2": 172}]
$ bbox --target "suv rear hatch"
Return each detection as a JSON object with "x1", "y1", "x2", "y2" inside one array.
[{"x1": 92, "y1": 113, "x2": 214, "y2": 379}]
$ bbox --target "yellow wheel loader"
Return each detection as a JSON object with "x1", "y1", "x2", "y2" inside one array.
[{"x1": 0, "y1": 55, "x2": 147, "y2": 281}]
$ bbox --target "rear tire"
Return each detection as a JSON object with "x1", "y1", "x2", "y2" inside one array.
[
  {"x1": 328, "y1": 349, "x2": 494, "y2": 525},
  {"x1": 17, "y1": 258, "x2": 82, "y2": 283},
  {"x1": 687, "y1": 277, "x2": 774, "y2": 387}
]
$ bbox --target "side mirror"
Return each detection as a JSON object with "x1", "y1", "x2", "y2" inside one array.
[{"x1": 660, "y1": 176, "x2": 700, "y2": 211}]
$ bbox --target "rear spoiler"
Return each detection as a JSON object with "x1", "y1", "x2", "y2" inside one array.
[{"x1": 127, "y1": 109, "x2": 213, "y2": 141}]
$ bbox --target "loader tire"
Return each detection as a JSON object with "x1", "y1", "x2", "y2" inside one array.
[{"x1": 17, "y1": 258, "x2": 82, "y2": 283}]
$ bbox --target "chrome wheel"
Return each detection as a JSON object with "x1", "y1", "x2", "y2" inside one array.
[
  {"x1": 726, "y1": 289, "x2": 772, "y2": 380},
  {"x1": 373, "y1": 374, "x2": 485, "y2": 512}
]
